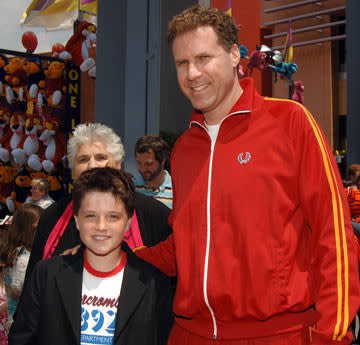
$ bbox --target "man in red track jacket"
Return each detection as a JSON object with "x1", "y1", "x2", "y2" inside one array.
[{"x1": 136, "y1": 5, "x2": 360, "y2": 345}]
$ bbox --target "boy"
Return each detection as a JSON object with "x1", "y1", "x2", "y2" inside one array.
[{"x1": 9, "y1": 167, "x2": 173, "y2": 345}]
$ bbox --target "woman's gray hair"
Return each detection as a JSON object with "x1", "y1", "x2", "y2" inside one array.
[{"x1": 67, "y1": 123, "x2": 125, "y2": 170}]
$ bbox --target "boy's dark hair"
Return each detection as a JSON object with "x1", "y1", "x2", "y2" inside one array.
[
  {"x1": 135, "y1": 135, "x2": 171, "y2": 165},
  {"x1": 0, "y1": 204, "x2": 43, "y2": 267},
  {"x1": 167, "y1": 5, "x2": 239, "y2": 52},
  {"x1": 73, "y1": 167, "x2": 136, "y2": 218}
]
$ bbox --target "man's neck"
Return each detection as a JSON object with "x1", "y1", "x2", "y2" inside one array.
[
  {"x1": 204, "y1": 81, "x2": 243, "y2": 125},
  {"x1": 146, "y1": 170, "x2": 166, "y2": 190}
]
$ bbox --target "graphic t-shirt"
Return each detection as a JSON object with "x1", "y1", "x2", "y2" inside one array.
[{"x1": 80, "y1": 251, "x2": 126, "y2": 345}]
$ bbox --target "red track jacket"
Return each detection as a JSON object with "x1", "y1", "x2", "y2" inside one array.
[{"x1": 137, "y1": 78, "x2": 360, "y2": 345}]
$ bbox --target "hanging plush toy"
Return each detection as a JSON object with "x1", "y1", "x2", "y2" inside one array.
[
  {"x1": 0, "y1": 111, "x2": 26, "y2": 164},
  {"x1": 29, "y1": 117, "x2": 66, "y2": 173},
  {"x1": 6, "y1": 167, "x2": 32, "y2": 213},
  {"x1": 22, "y1": 113, "x2": 44, "y2": 171},
  {"x1": 0, "y1": 107, "x2": 11, "y2": 149},
  {"x1": 41, "y1": 61, "x2": 66, "y2": 107},
  {"x1": 4, "y1": 57, "x2": 27, "y2": 103},
  {"x1": 0, "y1": 164, "x2": 17, "y2": 206},
  {"x1": 269, "y1": 62, "x2": 298, "y2": 82},
  {"x1": 291, "y1": 80, "x2": 305, "y2": 104},
  {"x1": 24, "y1": 57, "x2": 46, "y2": 101},
  {"x1": 247, "y1": 50, "x2": 268, "y2": 76},
  {"x1": 48, "y1": 169, "x2": 65, "y2": 201},
  {"x1": 0, "y1": 54, "x2": 8, "y2": 96},
  {"x1": 59, "y1": 21, "x2": 97, "y2": 77}
]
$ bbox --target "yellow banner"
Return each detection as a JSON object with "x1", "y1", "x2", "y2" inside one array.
[{"x1": 21, "y1": 0, "x2": 97, "y2": 30}]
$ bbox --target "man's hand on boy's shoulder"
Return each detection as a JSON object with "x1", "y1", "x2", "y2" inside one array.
[{"x1": 60, "y1": 245, "x2": 81, "y2": 256}]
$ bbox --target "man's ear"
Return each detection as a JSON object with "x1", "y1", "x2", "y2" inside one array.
[{"x1": 230, "y1": 43, "x2": 241, "y2": 68}]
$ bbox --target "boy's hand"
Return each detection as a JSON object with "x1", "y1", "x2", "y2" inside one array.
[{"x1": 61, "y1": 245, "x2": 81, "y2": 256}]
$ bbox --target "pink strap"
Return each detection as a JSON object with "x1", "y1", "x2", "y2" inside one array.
[
  {"x1": 42, "y1": 201, "x2": 74, "y2": 260},
  {"x1": 43, "y1": 202, "x2": 143, "y2": 258},
  {"x1": 123, "y1": 211, "x2": 144, "y2": 249}
]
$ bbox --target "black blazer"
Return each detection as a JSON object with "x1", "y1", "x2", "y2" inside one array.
[
  {"x1": 25, "y1": 192, "x2": 172, "y2": 283},
  {"x1": 9, "y1": 245, "x2": 173, "y2": 345}
]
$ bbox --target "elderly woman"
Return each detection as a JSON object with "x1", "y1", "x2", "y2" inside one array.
[
  {"x1": 25, "y1": 179, "x2": 54, "y2": 209},
  {"x1": 25, "y1": 123, "x2": 172, "y2": 281}
]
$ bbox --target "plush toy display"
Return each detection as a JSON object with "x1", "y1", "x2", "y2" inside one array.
[
  {"x1": 0, "y1": 38, "x2": 75, "y2": 212},
  {"x1": 59, "y1": 21, "x2": 97, "y2": 77}
]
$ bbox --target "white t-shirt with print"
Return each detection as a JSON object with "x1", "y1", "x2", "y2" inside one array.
[{"x1": 80, "y1": 251, "x2": 126, "y2": 345}]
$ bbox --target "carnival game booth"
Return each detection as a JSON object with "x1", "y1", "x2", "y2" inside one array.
[{"x1": 0, "y1": 31, "x2": 84, "y2": 216}]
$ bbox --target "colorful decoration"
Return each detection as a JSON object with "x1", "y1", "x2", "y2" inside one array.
[
  {"x1": 21, "y1": 31, "x2": 38, "y2": 53},
  {"x1": 51, "y1": 43, "x2": 65, "y2": 57},
  {"x1": 59, "y1": 21, "x2": 97, "y2": 77},
  {"x1": 291, "y1": 80, "x2": 304, "y2": 105}
]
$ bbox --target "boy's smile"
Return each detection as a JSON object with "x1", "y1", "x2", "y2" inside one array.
[{"x1": 74, "y1": 191, "x2": 132, "y2": 272}]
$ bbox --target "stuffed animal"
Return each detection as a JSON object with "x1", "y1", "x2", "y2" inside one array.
[
  {"x1": 31, "y1": 117, "x2": 66, "y2": 173},
  {"x1": 0, "y1": 111, "x2": 26, "y2": 164},
  {"x1": 24, "y1": 57, "x2": 46, "y2": 101},
  {"x1": 6, "y1": 167, "x2": 32, "y2": 213},
  {"x1": 59, "y1": 21, "x2": 97, "y2": 77},
  {"x1": 48, "y1": 169, "x2": 65, "y2": 201},
  {"x1": 292, "y1": 80, "x2": 305, "y2": 105},
  {"x1": 0, "y1": 164, "x2": 17, "y2": 205},
  {"x1": 0, "y1": 107, "x2": 11, "y2": 149},
  {"x1": 22, "y1": 113, "x2": 44, "y2": 171},
  {"x1": 4, "y1": 56, "x2": 27, "y2": 103},
  {"x1": 42, "y1": 61, "x2": 66, "y2": 107},
  {"x1": 247, "y1": 50, "x2": 268, "y2": 76},
  {"x1": 0, "y1": 54, "x2": 8, "y2": 96}
]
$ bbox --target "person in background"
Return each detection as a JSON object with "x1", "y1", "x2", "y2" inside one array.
[
  {"x1": 24, "y1": 123, "x2": 172, "y2": 283},
  {"x1": 348, "y1": 164, "x2": 360, "y2": 186},
  {"x1": 135, "y1": 135, "x2": 173, "y2": 208},
  {"x1": 9, "y1": 167, "x2": 172, "y2": 345},
  {"x1": 0, "y1": 204, "x2": 42, "y2": 332},
  {"x1": 135, "y1": 5, "x2": 360, "y2": 345},
  {"x1": 25, "y1": 178, "x2": 54, "y2": 209}
]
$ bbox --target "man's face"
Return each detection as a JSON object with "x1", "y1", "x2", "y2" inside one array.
[
  {"x1": 31, "y1": 184, "x2": 46, "y2": 201},
  {"x1": 172, "y1": 26, "x2": 240, "y2": 120},
  {"x1": 136, "y1": 149, "x2": 163, "y2": 183},
  {"x1": 74, "y1": 191, "x2": 131, "y2": 267}
]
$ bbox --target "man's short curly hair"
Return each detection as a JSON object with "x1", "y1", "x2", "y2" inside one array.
[{"x1": 167, "y1": 5, "x2": 239, "y2": 52}]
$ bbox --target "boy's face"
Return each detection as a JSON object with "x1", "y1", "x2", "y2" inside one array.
[{"x1": 74, "y1": 191, "x2": 132, "y2": 269}]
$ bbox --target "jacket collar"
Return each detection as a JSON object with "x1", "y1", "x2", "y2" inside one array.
[
  {"x1": 55, "y1": 244, "x2": 147, "y2": 345},
  {"x1": 189, "y1": 77, "x2": 263, "y2": 128},
  {"x1": 113, "y1": 246, "x2": 147, "y2": 342},
  {"x1": 55, "y1": 247, "x2": 84, "y2": 344}
]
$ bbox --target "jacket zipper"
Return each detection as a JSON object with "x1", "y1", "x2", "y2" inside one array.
[
  {"x1": 190, "y1": 109, "x2": 251, "y2": 341},
  {"x1": 204, "y1": 137, "x2": 217, "y2": 340}
]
